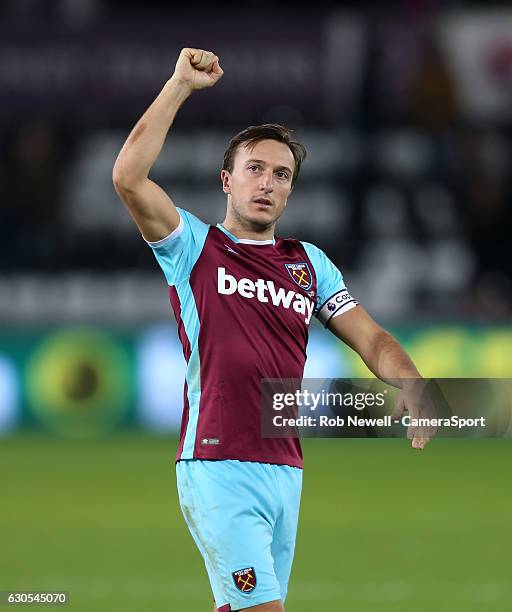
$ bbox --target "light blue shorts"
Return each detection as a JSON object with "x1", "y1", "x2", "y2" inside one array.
[{"x1": 176, "y1": 459, "x2": 303, "y2": 611}]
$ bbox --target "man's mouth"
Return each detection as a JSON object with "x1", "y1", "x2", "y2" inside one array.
[{"x1": 253, "y1": 197, "x2": 273, "y2": 207}]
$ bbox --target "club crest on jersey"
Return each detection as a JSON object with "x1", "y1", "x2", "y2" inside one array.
[
  {"x1": 232, "y1": 567, "x2": 257, "y2": 593},
  {"x1": 285, "y1": 262, "x2": 312, "y2": 291}
]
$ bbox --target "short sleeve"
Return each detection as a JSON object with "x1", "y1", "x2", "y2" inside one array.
[
  {"x1": 301, "y1": 241, "x2": 358, "y2": 327},
  {"x1": 146, "y1": 207, "x2": 209, "y2": 286}
]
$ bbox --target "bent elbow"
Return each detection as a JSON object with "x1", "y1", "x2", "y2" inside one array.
[
  {"x1": 112, "y1": 166, "x2": 138, "y2": 196},
  {"x1": 112, "y1": 163, "x2": 123, "y2": 190}
]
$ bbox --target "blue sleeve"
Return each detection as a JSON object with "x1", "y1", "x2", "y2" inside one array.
[
  {"x1": 146, "y1": 207, "x2": 209, "y2": 286},
  {"x1": 301, "y1": 241, "x2": 358, "y2": 326}
]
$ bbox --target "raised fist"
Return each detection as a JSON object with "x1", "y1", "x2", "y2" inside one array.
[{"x1": 172, "y1": 48, "x2": 224, "y2": 91}]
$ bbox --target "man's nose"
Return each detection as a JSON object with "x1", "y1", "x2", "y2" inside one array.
[{"x1": 259, "y1": 171, "x2": 274, "y2": 191}]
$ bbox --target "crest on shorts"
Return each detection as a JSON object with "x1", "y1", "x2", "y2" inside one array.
[
  {"x1": 285, "y1": 262, "x2": 312, "y2": 291},
  {"x1": 232, "y1": 567, "x2": 257, "y2": 593}
]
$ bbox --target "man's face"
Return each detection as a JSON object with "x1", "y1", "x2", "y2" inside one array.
[{"x1": 221, "y1": 139, "x2": 295, "y2": 229}]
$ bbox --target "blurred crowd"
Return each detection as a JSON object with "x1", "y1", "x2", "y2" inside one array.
[{"x1": 0, "y1": 0, "x2": 511, "y2": 320}]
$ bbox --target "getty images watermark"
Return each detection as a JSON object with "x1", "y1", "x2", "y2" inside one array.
[{"x1": 261, "y1": 379, "x2": 512, "y2": 439}]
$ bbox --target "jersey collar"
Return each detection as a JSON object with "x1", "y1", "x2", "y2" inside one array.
[{"x1": 216, "y1": 223, "x2": 275, "y2": 245}]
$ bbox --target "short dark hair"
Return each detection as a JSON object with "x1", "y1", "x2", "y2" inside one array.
[{"x1": 222, "y1": 123, "x2": 307, "y2": 188}]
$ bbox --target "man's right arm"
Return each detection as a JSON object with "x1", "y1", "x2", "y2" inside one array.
[{"x1": 112, "y1": 48, "x2": 223, "y2": 242}]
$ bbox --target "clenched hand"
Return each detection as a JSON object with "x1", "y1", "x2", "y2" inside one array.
[{"x1": 172, "y1": 47, "x2": 224, "y2": 92}]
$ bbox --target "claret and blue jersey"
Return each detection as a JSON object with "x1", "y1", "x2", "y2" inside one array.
[{"x1": 148, "y1": 207, "x2": 358, "y2": 469}]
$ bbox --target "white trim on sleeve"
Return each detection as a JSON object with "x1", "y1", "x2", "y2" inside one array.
[{"x1": 145, "y1": 213, "x2": 184, "y2": 247}]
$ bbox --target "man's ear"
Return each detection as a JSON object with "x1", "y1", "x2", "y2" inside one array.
[{"x1": 221, "y1": 169, "x2": 231, "y2": 194}]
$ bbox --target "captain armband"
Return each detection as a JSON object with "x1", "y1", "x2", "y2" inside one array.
[{"x1": 317, "y1": 289, "x2": 359, "y2": 326}]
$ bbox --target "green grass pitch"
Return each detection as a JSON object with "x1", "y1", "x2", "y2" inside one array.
[{"x1": 1, "y1": 433, "x2": 511, "y2": 611}]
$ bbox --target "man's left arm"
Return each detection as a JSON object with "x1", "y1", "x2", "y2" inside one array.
[
  {"x1": 327, "y1": 305, "x2": 434, "y2": 449},
  {"x1": 327, "y1": 305, "x2": 420, "y2": 383}
]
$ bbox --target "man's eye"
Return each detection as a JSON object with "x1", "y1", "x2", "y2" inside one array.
[
  {"x1": 249, "y1": 165, "x2": 260, "y2": 172},
  {"x1": 276, "y1": 172, "x2": 288, "y2": 179}
]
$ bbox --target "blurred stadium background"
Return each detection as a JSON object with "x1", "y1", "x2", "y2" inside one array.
[{"x1": 1, "y1": 0, "x2": 511, "y2": 610}]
